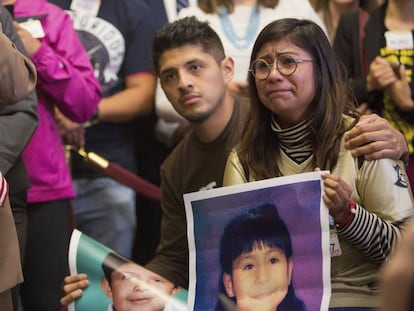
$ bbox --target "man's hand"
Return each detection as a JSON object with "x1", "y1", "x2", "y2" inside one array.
[
  {"x1": 55, "y1": 108, "x2": 86, "y2": 148},
  {"x1": 228, "y1": 80, "x2": 249, "y2": 99},
  {"x1": 356, "y1": 103, "x2": 373, "y2": 116},
  {"x1": 60, "y1": 274, "x2": 89, "y2": 307},
  {"x1": 344, "y1": 114, "x2": 408, "y2": 161},
  {"x1": 366, "y1": 56, "x2": 399, "y2": 92},
  {"x1": 386, "y1": 64, "x2": 413, "y2": 111}
]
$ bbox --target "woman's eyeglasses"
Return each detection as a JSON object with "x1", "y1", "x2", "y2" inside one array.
[{"x1": 249, "y1": 54, "x2": 314, "y2": 80}]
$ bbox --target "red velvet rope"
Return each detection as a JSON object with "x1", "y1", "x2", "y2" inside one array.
[{"x1": 105, "y1": 162, "x2": 161, "y2": 202}]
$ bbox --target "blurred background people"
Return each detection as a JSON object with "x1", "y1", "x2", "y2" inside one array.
[
  {"x1": 1, "y1": 0, "x2": 101, "y2": 310},
  {"x1": 315, "y1": 0, "x2": 383, "y2": 43},
  {"x1": 49, "y1": 0, "x2": 157, "y2": 262},
  {"x1": 0, "y1": 26, "x2": 36, "y2": 311},
  {"x1": 0, "y1": 3, "x2": 38, "y2": 311},
  {"x1": 333, "y1": 0, "x2": 414, "y2": 190}
]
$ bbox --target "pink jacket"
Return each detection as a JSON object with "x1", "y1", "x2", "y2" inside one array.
[{"x1": 15, "y1": 0, "x2": 101, "y2": 203}]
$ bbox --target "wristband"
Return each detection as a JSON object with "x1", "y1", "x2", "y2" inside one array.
[{"x1": 335, "y1": 199, "x2": 356, "y2": 228}]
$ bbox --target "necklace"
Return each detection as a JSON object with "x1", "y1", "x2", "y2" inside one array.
[{"x1": 219, "y1": 5, "x2": 260, "y2": 50}]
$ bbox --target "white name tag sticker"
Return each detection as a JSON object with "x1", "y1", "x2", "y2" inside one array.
[
  {"x1": 19, "y1": 20, "x2": 45, "y2": 39},
  {"x1": 330, "y1": 228, "x2": 342, "y2": 257},
  {"x1": 385, "y1": 31, "x2": 414, "y2": 50},
  {"x1": 70, "y1": 0, "x2": 101, "y2": 17}
]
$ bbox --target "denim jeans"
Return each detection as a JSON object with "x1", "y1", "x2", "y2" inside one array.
[{"x1": 73, "y1": 177, "x2": 136, "y2": 258}]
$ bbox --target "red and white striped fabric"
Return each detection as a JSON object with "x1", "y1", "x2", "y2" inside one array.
[{"x1": 0, "y1": 172, "x2": 8, "y2": 208}]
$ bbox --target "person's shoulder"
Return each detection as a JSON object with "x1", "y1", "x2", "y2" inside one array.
[
  {"x1": 342, "y1": 114, "x2": 358, "y2": 130},
  {"x1": 335, "y1": 10, "x2": 360, "y2": 41},
  {"x1": 160, "y1": 144, "x2": 187, "y2": 181},
  {"x1": 44, "y1": 2, "x2": 74, "y2": 25},
  {"x1": 161, "y1": 131, "x2": 194, "y2": 170},
  {"x1": 340, "y1": 9, "x2": 361, "y2": 24}
]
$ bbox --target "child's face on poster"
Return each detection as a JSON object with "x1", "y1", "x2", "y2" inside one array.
[
  {"x1": 103, "y1": 262, "x2": 176, "y2": 311},
  {"x1": 223, "y1": 244, "x2": 293, "y2": 311}
]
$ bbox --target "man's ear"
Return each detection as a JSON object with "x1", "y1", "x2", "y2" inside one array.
[
  {"x1": 222, "y1": 273, "x2": 235, "y2": 297},
  {"x1": 222, "y1": 56, "x2": 234, "y2": 84},
  {"x1": 101, "y1": 277, "x2": 113, "y2": 298}
]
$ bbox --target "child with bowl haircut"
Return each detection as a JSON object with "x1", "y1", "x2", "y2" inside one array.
[{"x1": 216, "y1": 203, "x2": 306, "y2": 311}]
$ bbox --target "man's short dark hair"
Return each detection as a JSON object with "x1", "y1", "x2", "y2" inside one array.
[{"x1": 151, "y1": 16, "x2": 226, "y2": 73}]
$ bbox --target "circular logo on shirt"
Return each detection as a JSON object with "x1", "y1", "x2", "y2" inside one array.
[{"x1": 68, "y1": 11, "x2": 125, "y2": 93}]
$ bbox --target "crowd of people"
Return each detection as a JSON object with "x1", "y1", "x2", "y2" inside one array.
[{"x1": 1, "y1": 0, "x2": 413, "y2": 311}]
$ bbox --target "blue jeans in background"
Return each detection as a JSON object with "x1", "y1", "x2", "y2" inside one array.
[{"x1": 73, "y1": 177, "x2": 136, "y2": 258}]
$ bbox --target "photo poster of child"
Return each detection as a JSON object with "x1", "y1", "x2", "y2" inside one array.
[
  {"x1": 68, "y1": 229, "x2": 188, "y2": 311},
  {"x1": 184, "y1": 171, "x2": 331, "y2": 311}
]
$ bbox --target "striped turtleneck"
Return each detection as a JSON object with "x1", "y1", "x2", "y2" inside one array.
[{"x1": 270, "y1": 115, "x2": 313, "y2": 164}]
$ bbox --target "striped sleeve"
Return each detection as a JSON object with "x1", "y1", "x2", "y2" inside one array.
[
  {"x1": 0, "y1": 172, "x2": 8, "y2": 208},
  {"x1": 337, "y1": 204, "x2": 408, "y2": 264}
]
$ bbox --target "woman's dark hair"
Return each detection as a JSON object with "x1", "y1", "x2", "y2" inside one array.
[
  {"x1": 239, "y1": 18, "x2": 357, "y2": 180},
  {"x1": 151, "y1": 16, "x2": 225, "y2": 73},
  {"x1": 197, "y1": 0, "x2": 279, "y2": 13},
  {"x1": 220, "y1": 203, "x2": 291, "y2": 274},
  {"x1": 215, "y1": 203, "x2": 306, "y2": 311}
]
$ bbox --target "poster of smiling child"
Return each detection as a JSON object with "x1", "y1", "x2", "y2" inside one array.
[
  {"x1": 184, "y1": 171, "x2": 331, "y2": 311},
  {"x1": 67, "y1": 229, "x2": 188, "y2": 311}
]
